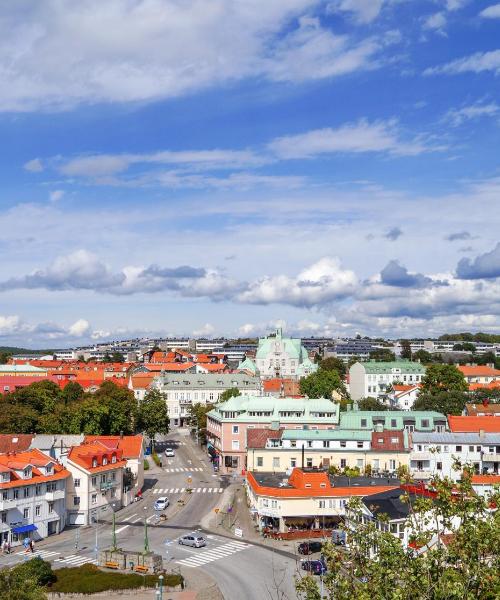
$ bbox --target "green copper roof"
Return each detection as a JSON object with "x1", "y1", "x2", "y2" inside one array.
[
  {"x1": 0, "y1": 364, "x2": 47, "y2": 373},
  {"x1": 282, "y1": 429, "x2": 372, "y2": 441},
  {"x1": 359, "y1": 360, "x2": 426, "y2": 374},
  {"x1": 339, "y1": 410, "x2": 446, "y2": 431},
  {"x1": 237, "y1": 356, "x2": 258, "y2": 374}
]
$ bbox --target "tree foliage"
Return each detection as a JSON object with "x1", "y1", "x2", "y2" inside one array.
[
  {"x1": 219, "y1": 387, "x2": 241, "y2": 403},
  {"x1": 357, "y1": 397, "x2": 389, "y2": 411},
  {"x1": 0, "y1": 559, "x2": 49, "y2": 600},
  {"x1": 421, "y1": 364, "x2": 468, "y2": 394},
  {"x1": 369, "y1": 349, "x2": 396, "y2": 362},
  {"x1": 400, "y1": 340, "x2": 412, "y2": 360},
  {"x1": 414, "y1": 391, "x2": 469, "y2": 416},
  {"x1": 136, "y1": 388, "x2": 169, "y2": 444},
  {"x1": 300, "y1": 370, "x2": 346, "y2": 399},
  {"x1": 296, "y1": 472, "x2": 500, "y2": 600},
  {"x1": 319, "y1": 357, "x2": 347, "y2": 378}
]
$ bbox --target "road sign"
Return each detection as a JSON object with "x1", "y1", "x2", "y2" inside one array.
[
  {"x1": 214, "y1": 508, "x2": 219, "y2": 513},
  {"x1": 187, "y1": 477, "x2": 192, "y2": 484},
  {"x1": 234, "y1": 528, "x2": 243, "y2": 538}
]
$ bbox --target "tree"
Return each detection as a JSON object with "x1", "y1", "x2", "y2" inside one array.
[
  {"x1": 219, "y1": 387, "x2": 241, "y2": 403},
  {"x1": 400, "y1": 340, "x2": 412, "y2": 360},
  {"x1": 110, "y1": 351, "x2": 125, "y2": 363},
  {"x1": 421, "y1": 364, "x2": 468, "y2": 394},
  {"x1": 414, "y1": 391, "x2": 469, "y2": 416},
  {"x1": 300, "y1": 370, "x2": 346, "y2": 399},
  {"x1": 91, "y1": 381, "x2": 137, "y2": 434},
  {"x1": 0, "y1": 351, "x2": 12, "y2": 364},
  {"x1": 61, "y1": 381, "x2": 84, "y2": 404},
  {"x1": 0, "y1": 561, "x2": 48, "y2": 600},
  {"x1": 358, "y1": 397, "x2": 388, "y2": 411},
  {"x1": 295, "y1": 471, "x2": 500, "y2": 600},
  {"x1": 319, "y1": 357, "x2": 347, "y2": 378},
  {"x1": 413, "y1": 349, "x2": 434, "y2": 364},
  {"x1": 137, "y1": 388, "x2": 169, "y2": 447},
  {"x1": 187, "y1": 402, "x2": 215, "y2": 444},
  {"x1": 16, "y1": 557, "x2": 56, "y2": 586},
  {"x1": 369, "y1": 349, "x2": 395, "y2": 362}
]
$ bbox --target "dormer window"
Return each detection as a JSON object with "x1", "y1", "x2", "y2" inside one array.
[
  {"x1": 46, "y1": 464, "x2": 53, "y2": 475},
  {"x1": 305, "y1": 483, "x2": 312, "y2": 488},
  {"x1": 102, "y1": 456, "x2": 108, "y2": 466},
  {"x1": 23, "y1": 468, "x2": 31, "y2": 479},
  {"x1": 92, "y1": 458, "x2": 98, "y2": 468},
  {"x1": 111, "y1": 454, "x2": 117, "y2": 464},
  {"x1": 2, "y1": 473, "x2": 9, "y2": 483}
]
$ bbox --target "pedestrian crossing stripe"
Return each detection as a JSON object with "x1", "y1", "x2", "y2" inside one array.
[
  {"x1": 164, "y1": 467, "x2": 203, "y2": 472},
  {"x1": 54, "y1": 555, "x2": 97, "y2": 566},
  {"x1": 153, "y1": 487, "x2": 223, "y2": 494},
  {"x1": 176, "y1": 541, "x2": 251, "y2": 567}
]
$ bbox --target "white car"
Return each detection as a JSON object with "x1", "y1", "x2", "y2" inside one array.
[
  {"x1": 178, "y1": 534, "x2": 207, "y2": 548},
  {"x1": 154, "y1": 497, "x2": 169, "y2": 511},
  {"x1": 164, "y1": 448, "x2": 175, "y2": 457}
]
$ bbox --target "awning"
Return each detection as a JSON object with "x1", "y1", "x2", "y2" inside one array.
[{"x1": 12, "y1": 524, "x2": 38, "y2": 534}]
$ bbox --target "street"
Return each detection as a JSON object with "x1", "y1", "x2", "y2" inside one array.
[{"x1": 0, "y1": 429, "x2": 300, "y2": 600}]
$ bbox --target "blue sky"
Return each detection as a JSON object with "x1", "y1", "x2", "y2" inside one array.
[{"x1": 1, "y1": 0, "x2": 500, "y2": 347}]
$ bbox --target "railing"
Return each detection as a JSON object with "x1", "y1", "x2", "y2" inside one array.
[{"x1": 100, "y1": 482, "x2": 114, "y2": 491}]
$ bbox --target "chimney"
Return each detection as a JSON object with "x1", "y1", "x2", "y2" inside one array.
[
  {"x1": 120, "y1": 430, "x2": 124, "y2": 439},
  {"x1": 479, "y1": 429, "x2": 485, "y2": 439}
]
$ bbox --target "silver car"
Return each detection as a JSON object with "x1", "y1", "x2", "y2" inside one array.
[{"x1": 178, "y1": 534, "x2": 207, "y2": 548}]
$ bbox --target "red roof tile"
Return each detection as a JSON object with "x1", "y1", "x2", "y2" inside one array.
[{"x1": 448, "y1": 415, "x2": 500, "y2": 433}]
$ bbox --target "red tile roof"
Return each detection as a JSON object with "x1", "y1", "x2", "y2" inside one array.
[
  {"x1": 471, "y1": 474, "x2": 500, "y2": 485},
  {"x1": 0, "y1": 449, "x2": 70, "y2": 489},
  {"x1": 457, "y1": 365, "x2": 500, "y2": 377},
  {"x1": 468, "y1": 381, "x2": 500, "y2": 391},
  {"x1": 68, "y1": 440, "x2": 127, "y2": 472},
  {"x1": 246, "y1": 429, "x2": 283, "y2": 449},
  {"x1": 448, "y1": 415, "x2": 500, "y2": 433},
  {"x1": 0, "y1": 434, "x2": 34, "y2": 453},
  {"x1": 83, "y1": 435, "x2": 143, "y2": 459},
  {"x1": 145, "y1": 362, "x2": 195, "y2": 372},
  {"x1": 465, "y1": 402, "x2": 500, "y2": 415},
  {"x1": 371, "y1": 430, "x2": 406, "y2": 451}
]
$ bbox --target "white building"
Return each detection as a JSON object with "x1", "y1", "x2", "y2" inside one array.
[
  {"x1": 389, "y1": 385, "x2": 421, "y2": 410},
  {"x1": 254, "y1": 328, "x2": 318, "y2": 380},
  {"x1": 0, "y1": 449, "x2": 70, "y2": 546},
  {"x1": 65, "y1": 440, "x2": 126, "y2": 526},
  {"x1": 151, "y1": 373, "x2": 261, "y2": 427},
  {"x1": 349, "y1": 361, "x2": 426, "y2": 401},
  {"x1": 410, "y1": 432, "x2": 500, "y2": 481}
]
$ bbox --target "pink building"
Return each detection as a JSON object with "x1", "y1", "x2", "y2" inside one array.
[{"x1": 206, "y1": 395, "x2": 339, "y2": 474}]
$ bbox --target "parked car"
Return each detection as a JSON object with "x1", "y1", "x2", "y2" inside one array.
[
  {"x1": 178, "y1": 534, "x2": 207, "y2": 548},
  {"x1": 301, "y1": 559, "x2": 327, "y2": 575},
  {"x1": 298, "y1": 541, "x2": 323, "y2": 555},
  {"x1": 154, "y1": 497, "x2": 169, "y2": 511},
  {"x1": 164, "y1": 448, "x2": 175, "y2": 457}
]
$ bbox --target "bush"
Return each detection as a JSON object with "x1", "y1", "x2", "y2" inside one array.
[
  {"x1": 152, "y1": 451, "x2": 161, "y2": 467},
  {"x1": 143, "y1": 459, "x2": 150, "y2": 471},
  {"x1": 49, "y1": 564, "x2": 183, "y2": 594},
  {"x1": 17, "y1": 557, "x2": 56, "y2": 586}
]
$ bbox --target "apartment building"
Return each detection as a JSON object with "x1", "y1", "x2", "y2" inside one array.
[
  {"x1": 410, "y1": 431, "x2": 500, "y2": 480},
  {"x1": 66, "y1": 440, "x2": 126, "y2": 525},
  {"x1": 349, "y1": 360, "x2": 426, "y2": 401},
  {"x1": 339, "y1": 410, "x2": 447, "y2": 433},
  {"x1": 246, "y1": 428, "x2": 410, "y2": 474},
  {"x1": 254, "y1": 328, "x2": 318, "y2": 379},
  {"x1": 457, "y1": 365, "x2": 500, "y2": 386},
  {"x1": 0, "y1": 449, "x2": 70, "y2": 546},
  {"x1": 206, "y1": 395, "x2": 339, "y2": 474},
  {"x1": 151, "y1": 373, "x2": 261, "y2": 427}
]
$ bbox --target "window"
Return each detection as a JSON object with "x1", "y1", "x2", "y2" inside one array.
[
  {"x1": 455, "y1": 446, "x2": 462, "y2": 452},
  {"x1": 74, "y1": 478, "x2": 80, "y2": 488},
  {"x1": 23, "y1": 487, "x2": 30, "y2": 498},
  {"x1": 361, "y1": 419, "x2": 367, "y2": 428},
  {"x1": 357, "y1": 441, "x2": 363, "y2": 449},
  {"x1": 111, "y1": 472, "x2": 116, "y2": 481},
  {"x1": 307, "y1": 441, "x2": 313, "y2": 448},
  {"x1": 35, "y1": 505, "x2": 41, "y2": 516},
  {"x1": 391, "y1": 419, "x2": 397, "y2": 428},
  {"x1": 13, "y1": 489, "x2": 19, "y2": 500},
  {"x1": 476, "y1": 446, "x2": 481, "y2": 452},
  {"x1": 469, "y1": 446, "x2": 474, "y2": 452},
  {"x1": 92, "y1": 458, "x2": 98, "y2": 468},
  {"x1": 305, "y1": 483, "x2": 312, "y2": 489},
  {"x1": 391, "y1": 437, "x2": 398, "y2": 444},
  {"x1": 1, "y1": 512, "x2": 6, "y2": 523},
  {"x1": 102, "y1": 457, "x2": 108, "y2": 466},
  {"x1": 91, "y1": 476, "x2": 97, "y2": 487},
  {"x1": 389, "y1": 459, "x2": 396, "y2": 470},
  {"x1": 436, "y1": 462, "x2": 442, "y2": 471},
  {"x1": 318, "y1": 500, "x2": 326, "y2": 508},
  {"x1": 100, "y1": 474, "x2": 106, "y2": 483},
  {"x1": 272, "y1": 457, "x2": 280, "y2": 468},
  {"x1": 290, "y1": 458, "x2": 297, "y2": 467},
  {"x1": 232, "y1": 440, "x2": 240, "y2": 450},
  {"x1": 35, "y1": 484, "x2": 42, "y2": 495},
  {"x1": 1, "y1": 491, "x2": 7, "y2": 501},
  {"x1": 256, "y1": 457, "x2": 263, "y2": 467},
  {"x1": 23, "y1": 468, "x2": 31, "y2": 478},
  {"x1": 340, "y1": 440, "x2": 346, "y2": 448},
  {"x1": 378, "y1": 438, "x2": 384, "y2": 443},
  {"x1": 443, "y1": 445, "x2": 449, "y2": 452},
  {"x1": 91, "y1": 494, "x2": 97, "y2": 505},
  {"x1": 357, "y1": 459, "x2": 363, "y2": 468},
  {"x1": 340, "y1": 459, "x2": 347, "y2": 469},
  {"x1": 111, "y1": 488, "x2": 116, "y2": 498},
  {"x1": 421, "y1": 419, "x2": 429, "y2": 428},
  {"x1": 23, "y1": 508, "x2": 30, "y2": 519},
  {"x1": 224, "y1": 456, "x2": 238, "y2": 469},
  {"x1": 306, "y1": 458, "x2": 313, "y2": 468},
  {"x1": 323, "y1": 441, "x2": 330, "y2": 448},
  {"x1": 48, "y1": 502, "x2": 54, "y2": 513},
  {"x1": 232, "y1": 425, "x2": 239, "y2": 434}
]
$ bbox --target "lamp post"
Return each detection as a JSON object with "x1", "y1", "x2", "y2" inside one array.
[
  {"x1": 111, "y1": 503, "x2": 117, "y2": 552},
  {"x1": 143, "y1": 506, "x2": 149, "y2": 554},
  {"x1": 93, "y1": 509, "x2": 99, "y2": 564},
  {"x1": 158, "y1": 574, "x2": 164, "y2": 600}
]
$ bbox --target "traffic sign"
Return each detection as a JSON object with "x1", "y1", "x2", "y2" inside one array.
[{"x1": 214, "y1": 508, "x2": 219, "y2": 513}]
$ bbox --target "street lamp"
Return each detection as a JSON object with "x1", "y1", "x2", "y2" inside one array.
[
  {"x1": 143, "y1": 505, "x2": 149, "y2": 554},
  {"x1": 93, "y1": 509, "x2": 99, "y2": 564},
  {"x1": 111, "y1": 503, "x2": 117, "y2": 552},
  {"x1": 158, "y1": 574, "x2": 164, "y2": 600}
]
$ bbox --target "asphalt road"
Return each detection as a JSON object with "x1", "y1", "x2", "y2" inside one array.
[{"x1": 0, "y1": 430, "x2": 300, "y2": 600}]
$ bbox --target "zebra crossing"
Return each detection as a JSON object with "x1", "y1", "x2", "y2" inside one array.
[
  {"x1": 18, "y1": 549, "x2": 59, "y2": 562},
  {"x1": 54, "y1": 554, "x2": 97, "y2": 567},
  {"x1": 153, "y1": 487, "x2": 223, "y2": 494},
  {"x1": 176, "y1": 540, "x2": 251, "y2": 568},
  {"x1": 164, "y1": 467, "x2": 203, "y2": 473}
]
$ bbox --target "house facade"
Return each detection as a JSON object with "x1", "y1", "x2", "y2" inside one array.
[
  {"x1": 339, "y1": 410, "x2": 447, "y2": 433},
  {"x1": 349, "y1": 361, "x2": 426, "y2": 401},
  {"x1": 206, "y1": 395, "x2": 340, "y2": 474},
  {"x1": 0, "y1": 449, "x2": 70, "y2": 546}
]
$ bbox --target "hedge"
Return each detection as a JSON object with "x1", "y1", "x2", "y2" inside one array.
[
  {"x1": 144, "y1": 459, "x2": 150, "y2": 471},
  {"x1": 49, "y1": 564, "x2": 183, "y2": 594},
  {"x1": 152, "y1": 451, "x2": 161, "y2": 467}
]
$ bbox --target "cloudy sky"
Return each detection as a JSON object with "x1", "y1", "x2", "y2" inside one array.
[{"x1": 1, "y1": 0, "x2": 500, "y2": 347}]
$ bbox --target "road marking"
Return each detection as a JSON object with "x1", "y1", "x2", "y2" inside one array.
[
  {"x1": 122, "y1": 513, "x2": 137, "y2": 522},
  {"x1": 55, "y1": 555, "x2": 97, "y2": 567},
  {"x1": 174, "y1": 488, "x2": 179, "y2": 493},
  {"x1": 202, "y1": 488, "x2": 206, "y2": 493},
  {"x1": 146, "y1": 515, "x2": 155, "y2": 523},
  {"x1": 175, "y1": 541, "x2": 252, "y2": 567},
  {"x1": 180, "y1": 488, "x2": 185, "y2": 493},
  {"x1": 219, "y1": 488, "x2": 224, "y2": 493},
  {"x1": 115, "y1": 525, "x2": 130, "y2": 534},
  {"x1": 131, "y1": 517, "x2": 142, "y2": 523}
]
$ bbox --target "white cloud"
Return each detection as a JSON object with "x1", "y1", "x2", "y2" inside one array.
[
  {"x1": 0, "y1": 315, "x2": 23, "y2": 336},
  {"x1": 192, "y1": 323, "x2": 215, "y2": 337},
  {"x1": 68, "y1": 318, "x2": 91, "y2": 337},
  {"x1": 480, "y1": 4, "x2": 500, "y2": 18},
  {"x1": 0, "y1": 0, "x2": 386, "y2": 112},
  {"x1": 49, "y1": 190, "x2": 65, "y2": 203},
  {"x1": 237, "y1": 257, "x2": 358, "y2": 307},
  {"x1": 327, "y1": 0, "x2": 384, "y2": 24},
  {"x1": 444, "y1": 102, "x2": 500, "y2": 126},
  {"x1": 425, "y1": 50, "x2": 500, "y2": 76},
  {"x1": 268, "y1": 119, "x2": 438, "y2": 159},
  {"x1": 423, "y1": 12, "x2": 447, "y2": 32},
  {"x1": 445, "y1": 0, "x2": 468, "y2": 10},
  {"x1": 23, "y1": 158, "x2": 43, "y2": 172}
]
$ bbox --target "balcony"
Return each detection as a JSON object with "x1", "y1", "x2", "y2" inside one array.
[
  {"x1": 0, "y1": 499, "x2": 17, "y2": 510},
  {"x1": 45, "y1": 490, "x2": 65, "y2": 501},
  {"x1": 411, "y1": 452, "x2": 432, "y2": 461},
  {"x1": 100, "y1": 482, "x2": 115, "y2": 492},
  {"x1": 482, "y1": 452, "x2": 500, "y2": 461},
  {"x1": 411, "y1": 470, "x2": 432, "y2": 480}
]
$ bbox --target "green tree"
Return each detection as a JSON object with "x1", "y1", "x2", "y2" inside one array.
[
  {"x1": 300, "y1": 370, "x2": 346, "y2": 399},
  {"x1": 369, "y1": 349, "x2": 396, "y2": 362},
  {"x1": 0, "y1": 351, "x2": 12, "y2": 364},
  {"x1": 400, "y1": 339, "x2": 412, "y2": 360},
  {"x1": 187, "y1": 402, "x2": 215, "y2": 443},
  {"x1": 102, "y1": 352, "x2": 112, "y2": 362},
  {"x1": 413, "y1": 349, "x2": 434, "y2": 364},
  {"x1": 295, "y1": 471, "x2": 500, "y2": 600},
  {"x1": 358, "y1": 397, "x2": 388, "y2": 411},
  {"x1": 91, "y1": 381, "x2": 137, "y2": 434},
  {"x1": 61, "y1": 381, "x2": 84, "y2": 404},
  {"x1": 414, "y1": 390, "x2": 469, "y2": 416},
  {"x1": 16, "y1": 557, "x2": 55, "y2": 586},
  {"x1": 421, "y1": 363, "x2": 468, "y2": 394},
  {"x1": 110, "y1": 351, "x2": 125, "y2": 363},
  {"x1": 319, "y1": 356, "x2": 347, "y2": 378},
  {"x1": 219, "y1": 387, "x2": 241, "y2": 403},
  {"x1": 137, "y1": 388, "x2": 169, "y2": 447},
  {"x1": 0, "y1": 562, "x2": 47, "y2": 600},
  {"x1": 73, "y1": 397, "x2": 110, "y2": 434}
]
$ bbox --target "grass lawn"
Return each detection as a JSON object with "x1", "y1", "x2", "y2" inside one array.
[{"x1": 49, "y1": 563, "x2": 183, "y2": 594}]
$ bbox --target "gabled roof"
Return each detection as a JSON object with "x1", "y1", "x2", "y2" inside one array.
[
  {"x1": 247, "y1": 428, "x2": 284, "y2": 449},
  {"x1": 83, "y1": 435, "x2": 143, "y2": 459},
  {"x1": 457, "y1": 365, "x2": 500, "y2": 377},
  {"x1": 68, "y1": 440, "x2": 127, "y2": 472},
  {"x1": 0, "y1": 448, "x2": 70, "y2": 488},
  {"x1": 448, "y1": 415, "x2": 500, "y2": 433},
  {"x1": 0, "y1": 434, "x2": 34, "y2": 454},
  {"x1": 465, "y1": 402, "x2": 500, "y2": 416}
]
